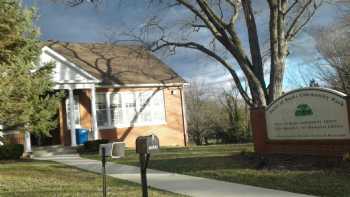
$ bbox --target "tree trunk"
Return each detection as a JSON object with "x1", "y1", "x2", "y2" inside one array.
[
  {"x1": 269, "y1": 59, "x2": 285, "y2": 101},
  {"x1": 268, "y1": 0, "x2": 288, "y2": 103}
]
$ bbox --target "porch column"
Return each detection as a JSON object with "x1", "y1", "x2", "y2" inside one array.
[
  {"x1": 24, "y1": 131, "x2": 32, "y2": 153},
  {"x1": 90, "y1": 85, "x2": 99, "y2": 140},
  {"x1": 69, "y1": 88, "x2": 77, "y2": 146}
]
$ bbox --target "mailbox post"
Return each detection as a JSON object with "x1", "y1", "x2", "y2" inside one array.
[
  {"x1": 101, "y1": 147, "x2": 107, "y2": 197},
  {"x1": 99, "y1": 142, "x2": 125, "y2": 197},
  {"x1": 136, "y1": 135, "x2": 160, "y2": 197}
]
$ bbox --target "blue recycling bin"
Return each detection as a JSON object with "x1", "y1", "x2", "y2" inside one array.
[{"x1": 75, "y1": 128, "x2": 89, "y2": 145}]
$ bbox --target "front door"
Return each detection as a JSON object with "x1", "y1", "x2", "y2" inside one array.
[{"x1": 66, "y1": 95, "x2": 81, "y2": 129}]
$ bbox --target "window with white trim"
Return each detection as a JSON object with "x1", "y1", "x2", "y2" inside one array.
[
  {"x1": 124, "y1": 92, "x2": 137, "y2": 124},
  {"x1": 96, "y1": 90, "x2": 166, "y2": 128},
  {"x1": 111, "y1": 93, "x2": 123, "y2": 125},
  {"x1": 96, "y1": 93, "x2": 108, "y2": 127}
]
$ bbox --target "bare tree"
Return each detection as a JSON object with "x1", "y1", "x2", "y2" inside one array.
[
  {"x1": 313, "y1": 6, "x2": 350, "y2": 93},
  {"x1": 65, "y1": 0, "x2": 323, "y2": 107},
  {"x1": 185, "y1": 81, "x2": 218, "y2": 145},
  {"x1": 218, "y1": 84, "x2": 250, "y2": 143}
]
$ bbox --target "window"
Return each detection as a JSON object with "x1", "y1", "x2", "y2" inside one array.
[
  {"x1": 96, "y1": 90, "x2": 166, "y2": 128},
  {"x1": 124, "y1": 92, "x2": 137, "y2": 124},
  {"x1": 138, "y1": 91, "x2": 165, "y2": 124},
  {"x1": 151, "y1": 91, "x2": 166, "y2": 123},
  {"x1": 138, "y1": 92, "x2": 153, "y2": 123},
  {"x1": 111, "y1": 93, "x2": 123, "y2": 125},
  {"x1": 96, "y1": 93, "x2": 108, "y2": 127},
  {"x1": 66, "y1": 95, "x2": 80, "y2": 128}
]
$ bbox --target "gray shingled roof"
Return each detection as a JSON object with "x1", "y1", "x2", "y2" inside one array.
[{"x1": 45, "y1": 41, "x2": 186, "y2": 85}]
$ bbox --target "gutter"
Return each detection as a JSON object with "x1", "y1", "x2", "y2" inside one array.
[{"x1": 96, "y1": 82, "x2": 189, "y2": 88}]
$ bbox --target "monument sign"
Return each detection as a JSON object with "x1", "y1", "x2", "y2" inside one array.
[{"x1": 266, "y1": 88, "x2": 350, "y2": 140}]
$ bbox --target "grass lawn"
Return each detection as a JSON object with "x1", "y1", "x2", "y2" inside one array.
[
  {"x1": 0, "y1": 160, "x2": 184, "y2": 197},
  {"x1": 81, "y1": 143, "x2": 350, "y2": 197}
]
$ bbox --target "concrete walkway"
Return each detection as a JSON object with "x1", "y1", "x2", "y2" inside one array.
[{"x1": 35, "y1": 154, "x2": 315, "y2": 197}]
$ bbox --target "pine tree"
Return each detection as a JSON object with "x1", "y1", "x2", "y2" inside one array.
[{"x1": 0, "y1": 0, "x2": 61, "y2": 135}]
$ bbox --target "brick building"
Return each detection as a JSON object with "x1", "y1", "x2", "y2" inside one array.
[{"x1": 27, "y1": 41, "x2": 188, "y2": 148}]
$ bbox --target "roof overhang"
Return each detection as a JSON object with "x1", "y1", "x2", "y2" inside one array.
[
  {"x1": 96, "y1": 82, "x2": 189, "y2": 88},
  {"x1": 40, "y1": 45, "x2": 189, "y2": 89}
]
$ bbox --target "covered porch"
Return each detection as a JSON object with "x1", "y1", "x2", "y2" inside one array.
[
  {"x1": 56, "y1": 83, "x2": 99, "y2": 147},
  {"x1": 24, "y1": 46, "x2": 102, "y2": 150},
  {"x1": 24, "y1": 83, "x2": 100, "y2": 152}
]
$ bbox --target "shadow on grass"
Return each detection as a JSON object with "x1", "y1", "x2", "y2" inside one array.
[
  {"x1": 147, "y1": 155, "x2": 248, "y2": 173},
  {"x1": 145, "y1": 153, "x2": 350, "y2": 173},
  {"x1": 147, "y1": 154, "x2": 350, "y2": 197},
  {"x1": 0, "y1": 159, "x2": 36, "y2": 164}
]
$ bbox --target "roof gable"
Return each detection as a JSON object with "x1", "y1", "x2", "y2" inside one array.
[
  {"x1": 39, "y1": 46, "x2": 99, "y2": 84},
  {"x1": 44, "y1": 41, "x2": 186, "y2": 85}
]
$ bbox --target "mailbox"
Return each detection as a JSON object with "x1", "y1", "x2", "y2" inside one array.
[
  {"x1": 99, "y1": 142, "x2": 125, "y2": 159},
  {"x1": 136, "y1": 134, "x2": 160, "y2": 197},
  {"x1": 136, "y1": 134, "x2": 160, "y2": 154}
]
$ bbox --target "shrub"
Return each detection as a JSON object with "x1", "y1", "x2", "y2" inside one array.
[
  {"x1": 0, "y1": 144, "x2": 24, "y2": 160},
  {"x1": 78, "y1": 139, "x2": 110, "y2": 153}
]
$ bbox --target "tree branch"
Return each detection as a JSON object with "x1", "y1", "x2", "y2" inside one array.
[
  {"x1": 196, "y1": 0, "x2": 227, "y2": 28},
  {"x1": 287, "y1": 1, "x2": 320, "y2": 41},
  {"x1": 227, "y1": 0, "x2": 240, "y2": 27},
  {"x1": 176, "y1": 0, "x2": 222, "y2": 38},
  {"x1": 285, "y1": 0, "x2": 314, "y2": 40},
  {"x1": 242, "y1": 0, "x2": 266, "y2": 93},
  {"x1": 284, "y1": 0, "x2": 298, "y2": 15},
  {"x1": 153, "y1": 40, "x2": 254, "y2": 106},
  {"x1": 191, "y1": 1, "x2": 262, "y2": 94}
]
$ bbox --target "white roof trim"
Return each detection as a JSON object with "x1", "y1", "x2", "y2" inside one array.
[
  {"x1": 41, "y1": 46, "x2": 100, "y2": 83},
  {"x1": 96, "y1": 82, "x2": 189, "y2": 88},
  {"x1": 55, "y1": 80, "x2": 97, "y2": 84},
  {"x1": 53, "y1": 83, "x2": 95, "y2": 90}
]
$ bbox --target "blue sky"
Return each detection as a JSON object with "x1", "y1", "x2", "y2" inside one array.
[{"x1": 24, "y1": 0, "x2": 343, "y2": 91}]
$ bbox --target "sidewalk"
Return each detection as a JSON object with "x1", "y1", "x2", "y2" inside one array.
[{"x1": 35, "y1": 154, "x2": 315, "y2": 197}]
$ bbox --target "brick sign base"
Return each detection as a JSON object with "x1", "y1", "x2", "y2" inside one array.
[{"x1": 250, "y1": 89, "x2": 350, "y2": 156}]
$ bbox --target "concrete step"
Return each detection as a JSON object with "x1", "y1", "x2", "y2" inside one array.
[{"x1": 32, "y1": 145, "x2": 78, "y2": 157}]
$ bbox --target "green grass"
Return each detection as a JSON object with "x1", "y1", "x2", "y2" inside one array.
[
  {"x1": 81, "y1": 143, "x2": 350, "y2": 197},
  {"x1": 0, "y1": 160, "x2": 185, "y2": 197}
]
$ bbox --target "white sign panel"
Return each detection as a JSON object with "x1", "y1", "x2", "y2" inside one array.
[{"x1": 266, "y1": 88, "x2": 350, "y2": 140}]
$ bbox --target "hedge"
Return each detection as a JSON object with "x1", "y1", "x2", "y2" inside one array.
[{"x1": 0, "y1": 144, "x2": 24, "y2": 160}]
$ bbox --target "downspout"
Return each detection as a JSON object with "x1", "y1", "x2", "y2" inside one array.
[{"x1": 180, "y1": 85, "x2": 189, "y2": 146}]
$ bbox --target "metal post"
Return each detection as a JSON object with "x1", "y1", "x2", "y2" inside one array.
[
  {"x1": 139, "y1": 153, "x2": 150, "y2": 197},
  {"x1": 102, "y1": 147, "x2": 107, "y2": 197}
]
